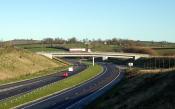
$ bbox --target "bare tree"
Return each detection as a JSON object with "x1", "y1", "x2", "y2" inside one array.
[
  {"x1": 55, "y1": 37, "x2": 65, "y2": 44},
  {"x1": 67, "y1": 37, "x2": 78, "y2": 43},
  {"x1": 0, "y1": 39, "x2": 3, "y2": 48},
  {"x1": 43, "y1": 38, "x2": 53, "y2": 47}
]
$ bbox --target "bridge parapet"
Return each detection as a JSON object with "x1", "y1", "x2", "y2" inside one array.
[
  {"x1": 37, "y1": 52, "x2": 149, "y2": 60},
  {"x1": 37, "y1": 52, "x2": 53, "y2": 59}
]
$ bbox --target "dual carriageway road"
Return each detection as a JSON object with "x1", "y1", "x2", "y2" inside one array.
[{"x1": 0, "y1": 60, "x2": 124, "y2": 109}]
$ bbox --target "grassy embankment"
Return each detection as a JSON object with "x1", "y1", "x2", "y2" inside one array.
[
  {"x1": 154, "y1": 48, "x2": 175, "y2": 56},
  {"x1": 0, "y1": 62, "x2": 103, "y2": 109},
  {"x1": 87, "y1": 67, "x2": 175, "y2": 109},
  {"x1": 122, "y1": 46, "x2": 175, "y2": 56},
  {"x1": 0, "y1": 47, "x2": 68, "y2": 84}
]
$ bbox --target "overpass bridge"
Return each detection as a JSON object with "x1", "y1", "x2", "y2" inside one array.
[{"x1": 37, "y1": 52, "x2": 149, "y2": 65}]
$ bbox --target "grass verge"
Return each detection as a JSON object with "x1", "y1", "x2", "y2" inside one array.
[
  {"x1": 87, "y1": 68, "x2": 175, "y2": 109},
  {"x1": 0, "y1": 62, "x2": 103, "y2": 109},
  {"x1": 16, "y1": 44, "x2": 66, "y2": 52}
]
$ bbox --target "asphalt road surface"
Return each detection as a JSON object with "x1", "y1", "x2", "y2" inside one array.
[
  {"x1": 0, "y1": 61, "x2": 87, "y2": 101},
  {"x1": 19, "y1": 62, "x2": 123, "y2": 109}
]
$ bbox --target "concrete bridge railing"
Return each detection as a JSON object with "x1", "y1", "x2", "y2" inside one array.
[{"x1": 37, "y1": 52, "x2": 149, "y2": 60}]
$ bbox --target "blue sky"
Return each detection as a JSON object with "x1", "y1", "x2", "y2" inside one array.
[{"x1": 0, "y1": 0, "x2": 175, "y2": 42}]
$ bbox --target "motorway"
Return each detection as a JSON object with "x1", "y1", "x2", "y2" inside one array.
[
  {"x1": 18, "y1": 62, "x2": 124, "y2": 109},
  {"x1": 0, "y1": 61, "x2": 87, "y2": 101}
]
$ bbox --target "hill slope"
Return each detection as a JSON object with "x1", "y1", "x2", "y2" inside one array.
[
  {"x1": 0, "y1": 47, "x2": 62, "y2": 80},
  {"x1": 87, "y1": 69, "x2": 175, "y2": 109}
]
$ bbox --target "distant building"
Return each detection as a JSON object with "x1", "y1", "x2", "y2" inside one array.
[
  {"x1": 69, "y1": 48, "x2": 91, "y2": 52},
  {"x1": 69, "y1": 48, "x2": 86, "y2": 52},
  {"x1": 87, "y1": 48, "x2": 91, "y2": 52}
]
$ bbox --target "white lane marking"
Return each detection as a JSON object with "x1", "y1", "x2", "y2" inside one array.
[
  {"x1": 66, "y1": 68, "x2": 121, "y2": 109},
  {"x1": 21, "y1": 65, "x2": 107, "y2": 109},
  {"x1": 0, "y1": 66, "x2": 70, "y2": 87},
  {"x1": 0, "y1": 66, "x2": 84, "y2": 93},
  {"x1": 0, "y1": 66, "x2": 88, "y2": 103},
  {"x1": 0, "y1": 66, "x2": 85, "y2": 103},
  {"x1": 0, "y1": 79, "x2": 46, "y2": 93}
]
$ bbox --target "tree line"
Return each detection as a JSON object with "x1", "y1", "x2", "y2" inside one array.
[
  {"x1": 42, "y1": 37, "x2": 147, "y2": 47},
  {"x1": 0, "y1": 37, "x2": 172, "y2": 48}
]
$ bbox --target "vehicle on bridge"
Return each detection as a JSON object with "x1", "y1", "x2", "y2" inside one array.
[
  {"x1": 69, "y1": 48, "x2": 86, "y2": 52},
  {"x1": 68, "y1": 67, "x2": 74, "y2": 72}
]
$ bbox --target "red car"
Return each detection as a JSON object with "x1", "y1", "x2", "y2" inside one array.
[{"x1": 63, "y1": 72, "x2": 69, "y2": 77}]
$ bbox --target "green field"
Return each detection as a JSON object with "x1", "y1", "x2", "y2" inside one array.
[
  {"x1": 16, "y1": 43, "x2": 122, "y2": 52},
  {"x1": 0, "y1": 62, "x2": 103, "y2": 109},
  {"x1": 16, "y1": 43, "x2": 175, "y2": 56},
  {"x1": 91, "y1": 44, "x2": 122, "y2": 52},
  {"x1": 59, "y1": 43, "x2": 86, "y2": 48},
  {"x1": 16, "y1": 44, "x2": 67, "y2": 52}
]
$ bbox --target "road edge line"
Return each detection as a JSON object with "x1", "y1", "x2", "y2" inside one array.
[{"x1": 14, "y1": 64, "x2": 104, "y2": 109}]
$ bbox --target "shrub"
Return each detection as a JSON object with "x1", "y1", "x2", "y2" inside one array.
[{"x1": 123, "y1": 46, "x2": 157, "y2": 55}]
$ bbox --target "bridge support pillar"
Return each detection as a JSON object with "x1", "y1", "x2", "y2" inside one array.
[{"x1": 93, "y1": 57, "x2": 95, "y2": 66}]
